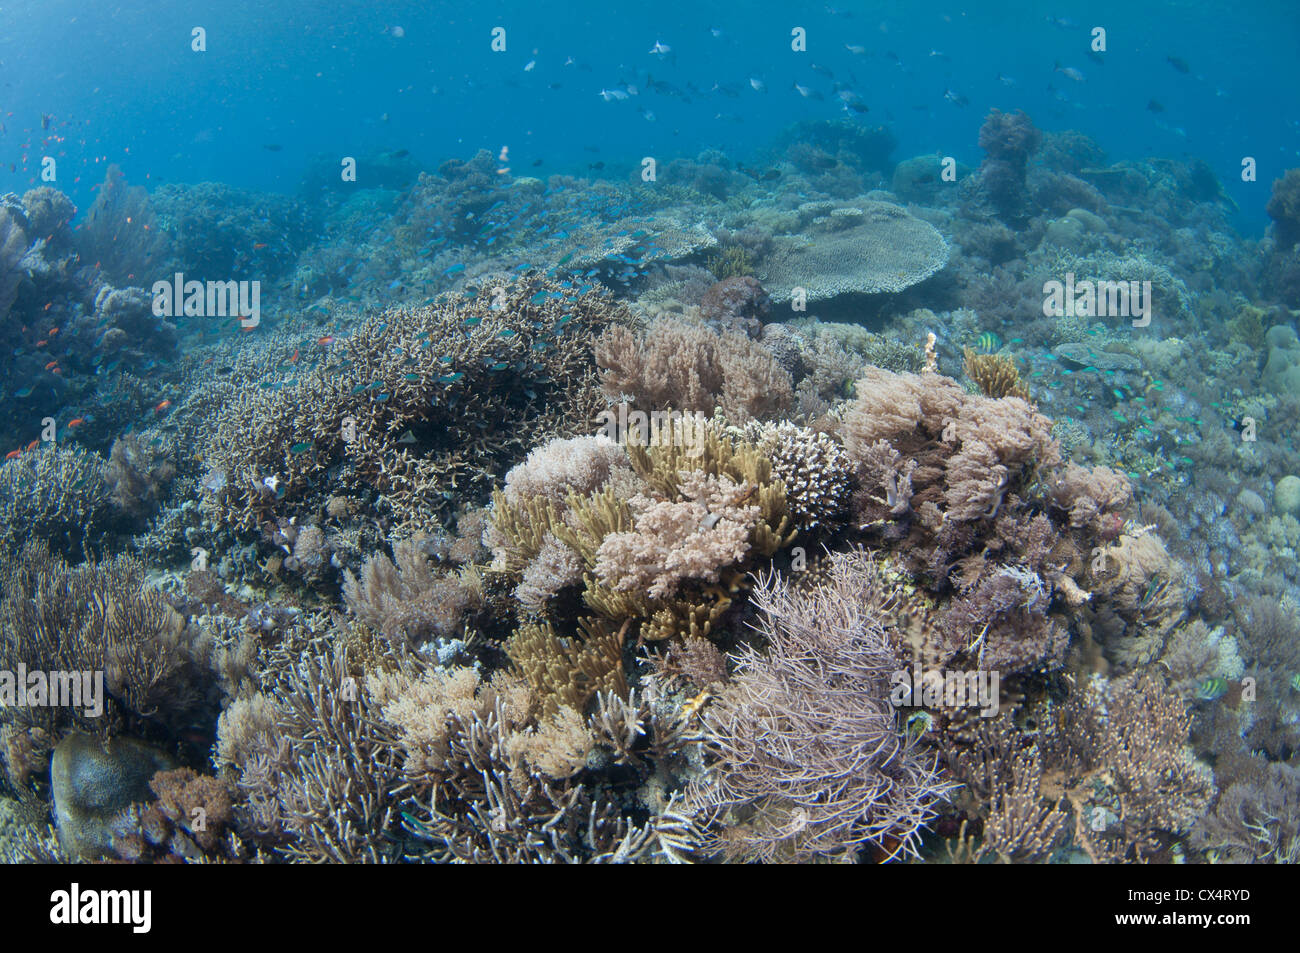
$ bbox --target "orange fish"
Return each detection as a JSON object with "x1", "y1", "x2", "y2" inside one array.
[
  {"x1": 154, "y1": 399, "x2": 172, "y2": 413},
  {"x1": 317, "y1": 336, "x2": 335, "y2": 345},
  {"x1": 4, "y1": 450, "x2": 21, "y2": 460},
  {"x1": 68, "y1": 417, "x2": 86, "y2": 428},
  {"x1": 49, "y1": 326, "x2": 58, "y2": 335},
  {"x1": 288, "y1": 348, "x2": 299, "y2": 363},
  {"x1": 253, "y1": 242, "x2": 268, "y2": 250},
  {"x1": 25, "y1": 439, "x2": 38, "y2": 451},
  {"x1": 44, "y1": 360, "x2": 59, "y2": 370},
  {"x1": 35, "y1": 339, "x2": 47, "y2": 347}
]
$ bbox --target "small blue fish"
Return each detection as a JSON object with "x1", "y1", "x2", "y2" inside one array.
[{"x1": 444, "y1": 263, "x2": 465, "y2": 276}]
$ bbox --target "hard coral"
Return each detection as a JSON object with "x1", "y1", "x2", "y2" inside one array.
[{"x1": 202, "y1": 275, "x2": 617, "y2": 535}]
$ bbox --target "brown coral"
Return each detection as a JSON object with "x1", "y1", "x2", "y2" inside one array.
[{"x1": 594, "y1": 318, "x2": 793, "y2": 422}]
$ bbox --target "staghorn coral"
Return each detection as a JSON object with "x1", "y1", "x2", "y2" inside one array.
[
  {"x1": 0, "y1": 444, "x2": 115, "y2": 556},
  {"x1": 201, "y1": 275, "x2": 617, "y2": 536},
  {"x1": 221, "y1": 643, "x2": 406, "y2": 863},
  {"x1": 595, "y1": 318, "x2": 793, "y2": 422},
  {"x1": 370, "y1": 665, "x2": 697, "y2": 863},
  {"x1": 689, "y1": 550, "x2": 954, "y2": 863}
]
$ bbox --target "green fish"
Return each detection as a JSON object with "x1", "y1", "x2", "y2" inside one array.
[
  {"x1": 974, "y1": 331, "x2": 1001, "y2": 354},
  {"x1": 1290, "y1": 673, "x2": 1300, "y2": 692},
  {"x1": 289, "y1": 442, "x2": 313, "y2": 455},
  {"x1": 1196, "y1": 677, "x2": 1228, "y2": 701}
]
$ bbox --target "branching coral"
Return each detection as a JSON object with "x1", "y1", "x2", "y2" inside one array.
[
  {"x1": 0, "y1": 540, "x2": 216, "y2": 763},
  {"x1": 755, "y1": 422, "x2": 855, "y2": 530},
  {"x1": 201, "y1": 275, "x2": 618, "y2": 535},
  {"x1": 1043, "y1": 673, "x2": 1213, "y2": 863},
  {"x1": 0, "y1": 444, "x2": 115, "y2": 556},
  {"x1": 688, "y1": 550, "x2": 954, "y2": 863},
  {"x1": 369, "y1": 666, "x2": 697, "y2": 863},
  {"x1": 220, "y1": 643, "x2": 406, "y2": 863}
]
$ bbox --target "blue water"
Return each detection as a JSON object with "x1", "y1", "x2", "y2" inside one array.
[{"x1": 2, "y1": 0, "x2": 1296, "y2": 233}]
